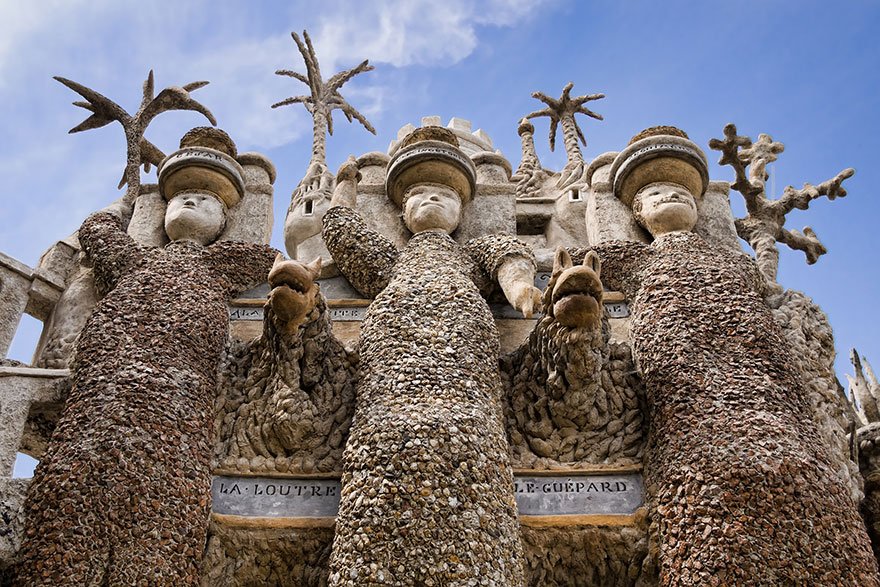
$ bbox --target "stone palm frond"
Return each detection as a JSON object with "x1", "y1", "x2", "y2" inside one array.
[
  {"x1": 55, "y1": 71, "x2": 215, "y2": 202},
  {"x1": 526, "y1": 82, "x2": 604, "y2": 189},
  {"x1": 272, "y1": 30, "x2": 376, "y2": 167},
  {"x1": 710, "y1": 123, "x2": 854, "y2": 282},
  {"x1": 526, "y1": 82, "x2": 604, "y2": 154}
]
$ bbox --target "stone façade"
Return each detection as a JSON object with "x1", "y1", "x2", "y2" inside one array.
[{"x1": 0, "y1": 52, "x2": 875, "y2": 587}]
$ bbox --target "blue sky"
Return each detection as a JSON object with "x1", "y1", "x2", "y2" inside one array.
[{"x1": 3, "y1": 1, "x2": 880, "y2": 474}]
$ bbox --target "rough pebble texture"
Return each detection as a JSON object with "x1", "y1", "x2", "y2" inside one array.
[
  {"x1": 215, "y1": 294, "x2": 357, "y2": 474},
  {"x1": 14, "y1": 211, "x2": 276, "y2": 586},
  {"x1": 859, "y1": 423, "x2": 880, "y2": 563},
  {"x1": 768, "y1": 289, "x2": 862, "y2": 499},
  {"x1": 572, "y1": 231, "x2": 880, "y2": 586},
  {"x1": 323, "y1": 205, "x2": 526, "y2": 586},
  {"x1": 502, "y1": 288, "x2": 646, "y2": 468},
  {"x1": 521, "y1": 523, "x2": 652, "y2": 586},
  {"x1": 200, "y1": 523, "x2": 334, "y2": 586}
]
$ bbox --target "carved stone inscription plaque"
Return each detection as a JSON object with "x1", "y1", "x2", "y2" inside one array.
[
  {"x1": 228, "y1": 306, "x2": 368, "y2": 322},
  {"x1": 212, "y1": 473, "x2": 643, "y2": 519},
  {"x1": 212, "y1": 477, "x2": 340, "y2": 518},
  {"x1": 514, "y1": 473, "x2": 643, "y2": 516}
]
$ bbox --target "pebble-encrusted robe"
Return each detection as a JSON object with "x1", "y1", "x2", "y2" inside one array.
[
  {"x1": 323, "y1": 206, "x2": 527, "y2": 586},
  {"x1": 15, "y1": 212, "x2": 277, "y2": 587},
  {"x1": 573, "y1": 231, "x2": 880, "y2": 586}
]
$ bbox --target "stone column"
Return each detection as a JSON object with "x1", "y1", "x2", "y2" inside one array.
[
  {"x1": 584, "y1": 153, "x2": 649, "y2": 245},
  {"x1": 694, "y1": 180, "x2": 740, "y2": 252},
  {"x1": 222, "y1": 152, "x2": 275, "y2": 245},
  {"x1": 0, "y1": 253, "x2": 33, "y2": 358},
  {"x1": 0, "y1": 371, "x2": 31, "y2": 475}
]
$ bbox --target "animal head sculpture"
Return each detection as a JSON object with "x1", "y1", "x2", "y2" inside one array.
[
  {"x1": 544, "y1": 247, "x2": 603, "y2": 329},
  {"x1": 266, "y1": 255, "x2": 323, "y2": 334}
]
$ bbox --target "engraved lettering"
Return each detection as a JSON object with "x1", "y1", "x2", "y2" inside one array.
[{"x1": 212, "y1": 473, "x2": 643, "y2": 519}]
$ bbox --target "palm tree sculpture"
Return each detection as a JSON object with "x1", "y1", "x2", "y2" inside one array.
[
  {"x1": 272, "y1": 30, "x2": 376, "y2": 171},
  {"x1": 526, "y1": 82, "x2": 604, "y2": 190},
  {"x1": 55, "y1": 71, "x2": 216, "y2": 206}
]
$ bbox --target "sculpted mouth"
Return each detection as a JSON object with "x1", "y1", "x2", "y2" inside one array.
[
  {"x1": 551, "y1": 269, "x2": 603, "y2": 328},
  {"x1": 269, "y1": 264, "x2": 312, "y2": 294},
  {"x1": 278, "y1": 277, "x2": 308, "y2": 294},
  {"x1": 551, "y1": 270, "x2": 602, "y2": 304}
]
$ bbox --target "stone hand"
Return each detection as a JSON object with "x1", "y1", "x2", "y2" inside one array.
[
  {"x1": 512, "y1": 281, "x2": 543, "y2": 319},
  {"x1": 548, "y1": 247, "x2": 603, "y2": 328},
  {"x1": 267, "y1": 255, "x2": 323, "y2": 333},
  {"x1": 330, "y1": 156, "x2": 360, "y2": 208},
  {"x1": 497, "y1": 256, "x2": 542, "y2": 318}
]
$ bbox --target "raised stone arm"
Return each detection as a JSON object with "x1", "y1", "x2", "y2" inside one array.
[
  {"x1": 328, "y1": 155, "x2": 359, "y2": 209},
  {"x1": 464, "y1": 233, "x2": 541, "y2": 318},
  {"x1": 78, "y1": 210, "x2": 143, "y2": 296},
  {"x1": 322, "y1": 205, "x2": 399, "y2": 298}
]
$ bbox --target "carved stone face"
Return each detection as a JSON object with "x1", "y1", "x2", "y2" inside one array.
[
  {"x1": 164, "y1": 191, "x2": 226, "y2": 245},
  {"x1": 402, "y1": 183, "x2": 462, "y2": 234},
  {"x1": 632, "y1": 182, "x2": 698, "y2": 237}
]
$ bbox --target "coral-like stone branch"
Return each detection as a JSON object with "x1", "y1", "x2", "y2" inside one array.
[
  {"x1": 55, "y1": 71, "x2": 214, "y2": 203},
  {"x1": 710, "y1": 123, "x2": 854, "y2": 282}
]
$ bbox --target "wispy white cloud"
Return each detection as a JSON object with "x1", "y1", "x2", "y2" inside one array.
[
  {"x1": 0, "y1": 0, "x2": 553, "y2": 265},
  {"x1": 162, "y1": 33, "x2": 309, "y2": 150},
  {"x1": 310, "y1": 0, "x2": 551, "y2": 69}
]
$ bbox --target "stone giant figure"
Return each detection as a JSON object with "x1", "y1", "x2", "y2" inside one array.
[
  {"x1": 573, "y1": 127, "x2": 880, "y2": 585},
  {"x1": 15, "y1": 129, "x2": 278, "y2": 586},
  {"x1": 320, "y1": 127, "x2": 541, "y2": 585}
]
